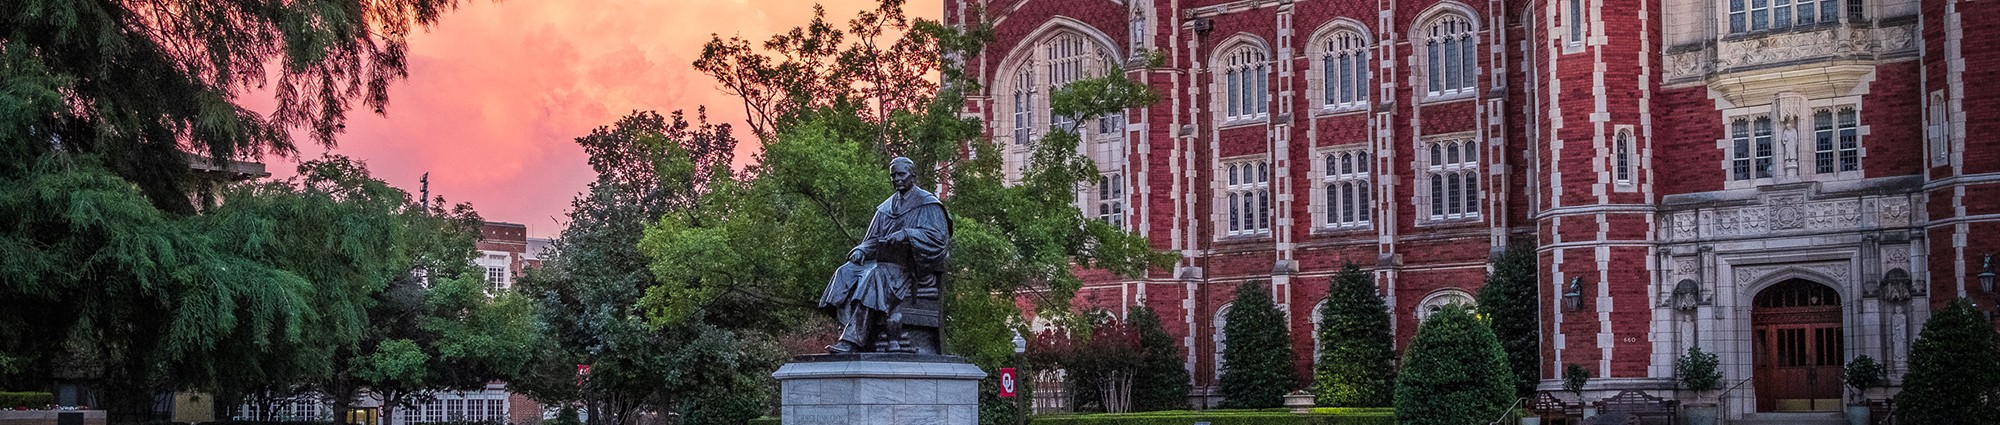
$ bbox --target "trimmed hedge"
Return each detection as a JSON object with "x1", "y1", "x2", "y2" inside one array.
[
  {"x1": 747, "y1": 418, "x2": 778, "y2": 425},
  {"x1": 0, "y1": 391, "x2": 54, "y2": 408},
  {"x1": 1032, "y1": 408, "x2": 1395, "y2": 425}
]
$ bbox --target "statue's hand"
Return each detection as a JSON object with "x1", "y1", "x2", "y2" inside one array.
[{"x1": 848, "y1": 248, "x2": 866, "y2": 264}]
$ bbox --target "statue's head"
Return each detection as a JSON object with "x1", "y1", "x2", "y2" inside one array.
[{"x1": 889, "y1": 157, "x2": 915, "y2": 193}]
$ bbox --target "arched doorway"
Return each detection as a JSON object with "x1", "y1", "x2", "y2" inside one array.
[{"x1": 1751, "y1": 279, "x2": 1844, "y2": 412}]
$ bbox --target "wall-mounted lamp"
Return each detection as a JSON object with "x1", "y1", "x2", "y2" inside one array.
[
  {"x1": 1563, "y1": 277, "x2": 1586, "y2": 312},
  {"x1": 1978, "y1": 254, "x2": 1996, "y2": 294}
]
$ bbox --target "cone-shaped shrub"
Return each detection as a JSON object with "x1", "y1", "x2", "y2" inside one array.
[
  {"x1": 1477, "y1": 246, "x2": 1540, "y2": 397},
  {"x1": 1313, "y1": 263, "x2": 1397, "y2": 407},
  {"x1": 1129, "y1": 306, "x2": 1193, "y2": 411},
  {"x1": 1897, "y1": 298, "x2": 2000, "y2": 424},
  {"x1": 1394, "y1": 304, "x2": 1515, "y2": 425},
  {"x1": 1218, "y1": 282, "x2": 1296, "y2": 408}
]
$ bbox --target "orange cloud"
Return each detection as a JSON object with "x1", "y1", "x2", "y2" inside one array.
[{"x1": 267, "y1": 0, "x2": 941, "y2": 238}]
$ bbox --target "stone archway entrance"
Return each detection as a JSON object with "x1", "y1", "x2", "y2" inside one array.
[{"x1": 1751, "y1": 278, "x2": 1844, "y2": 412}]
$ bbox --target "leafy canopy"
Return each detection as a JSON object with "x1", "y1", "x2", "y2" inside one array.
[{"x1": 0, "y1": 0, "x2": 467, "y2": 213}]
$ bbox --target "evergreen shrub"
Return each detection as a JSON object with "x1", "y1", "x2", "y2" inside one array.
[
  {"x1": 1029, "y1": 408, "x2": 1394, "y2": 425},
  {"x1": 1312, "y1": 263, "x2": 1396, "y2": 407},
  {"x1": 0, "y1": 392, "x2": 53, "y2": 408},
  {"x1": 1392, "y1": 305, "x2": 1515, "y2": 425},
  {"x1": 1218, "y1": 283, "x2": 1297, "y2": 409},
  {"x1": 1476, "y1": 246, "x2": 1540, "y2": 397},
  {"x1": 1128, "y1": 306, "x2": 1193, "y2": 411},
  {"x1": 1896, "y1": 299, "x2": 2000, "y2": 424}
]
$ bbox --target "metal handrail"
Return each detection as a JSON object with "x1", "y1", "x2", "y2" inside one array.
[{"x1": 1712, "y1": 377, "x2": 1755, "y2": 417}]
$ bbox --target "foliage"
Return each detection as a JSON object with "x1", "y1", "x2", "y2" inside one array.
[
  {"x1": 1562, "y1": 364, "x2": 1590, "y2": 398},
  {"x1": 1219, "y1": 283, "x2": 1297, "y2": 409},
  {"x1": 681, "y1": 0, "x2": 1172, "y2": 373},
  {"x1": 1477, "y1": 246, "x2": 1540, "y2": 397},
  {"x1": 0, "y1": 153, "x2": 493, "y2": 418},
  {"x1": 1313, "y1": 263, "x2": 1397, "y2": 407},
  {"x1": 695, "y1": 0, "x2": 945, "y2": 140},
  {"x1": 1675, "y1": 346, "x2": 1721, "y2": 392},
  {"x1": 1028, "y1": 408, "x2": 1396, "y2": 425},
  {"x1": 1128, "y1": 307, "x2": 1193, "y2": 412},
  {"x1": 0, "y1": 0, "x2": 467, "y2": 214},
  {"x1": 1393, "y1": 305, "x2": 1515, "y2": 425},
  {"x1": 1896, "y1": 299, "x2": 2000, "y2": 424},
  {"x1": 0, "y1": 391, "x2": 52, "y2": 408},
  {"x1": 1843, "y1": 355, "x2": 1884, "y2": 403},
  {"x1": 513, "y1": 109, "x2": 778, "y2": 425},
  {"x1": 1028, "y1": 319, "x2": 1145, "y2": 413}
]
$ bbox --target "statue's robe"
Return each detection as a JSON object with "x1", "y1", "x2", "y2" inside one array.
[{"x1": 819, "y1": 186, "x2": 951, "y2": 316}]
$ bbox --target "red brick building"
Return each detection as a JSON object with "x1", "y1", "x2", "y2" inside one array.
[{"x1": 949, "y1": 0, "x2": 1997, "y2": 418}]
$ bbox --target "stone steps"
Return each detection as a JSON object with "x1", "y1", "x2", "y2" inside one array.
[{"x1": 1732, "y1": 411, "x2": 1847, "y2": 425}]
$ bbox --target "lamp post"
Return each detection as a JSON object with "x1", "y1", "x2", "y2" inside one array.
[
  {"x1": 1978, "y1": 254, "x2": 1995, "y2": 294},
  {"x1": 1013, "y1": 330, "x2": 1028, "y2": 425},
  {"x1": 1563, "y1": 277, "x2": 1586, "y2": 312},
  {"x1": 1979, "y1": 255, "x2": 1996, "y2": 320}
]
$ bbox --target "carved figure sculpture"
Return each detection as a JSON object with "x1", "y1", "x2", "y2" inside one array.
[{"x1": 818, "y1": 157, "x2": 952, "y2": 354}]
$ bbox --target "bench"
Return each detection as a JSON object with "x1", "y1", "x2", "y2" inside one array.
[
  {"x1": 1591, "y1": 390, "x2": 1678, "y2": 425},
  {"x1": 1529, "y1": 392, "x2": 1585, "y2": 425}
]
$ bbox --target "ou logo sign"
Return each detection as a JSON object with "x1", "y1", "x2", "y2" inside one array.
[{"x1": 998, "y1": 367, "x2": 1017, "y2": 398}]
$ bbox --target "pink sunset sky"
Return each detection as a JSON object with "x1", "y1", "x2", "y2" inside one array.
[{"x1": 267, "y1": 0, "x2": 941, "y2": 238}]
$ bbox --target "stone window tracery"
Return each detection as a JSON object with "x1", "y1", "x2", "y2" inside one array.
[
  {"x1": 1729, "y1": 0, "x2": 1852, "y2": 34},
  {"x1": 1422, "y1": 139, "x2": 1480, "y2": 221},
  {"x1": 1321, "y1": 149, "x2": 1372, "y2": 228},
  {"x1": 1423, "y1": 15, "x2": 1478, "y2": 98},
  {"x1": 1047, "y1": 33, "x2": 1088, "y2": 131},
  {"x1": 1730, "y1": 116, "x2": 1775, "y2": 181},
  {"x1": 1812, "y1": 107, "x2": 1859, "y2": 174},
  {"x1": 1615, "y1": 129, "x2": 1634, "y2": 185},
  {"x1": 1098, "y1": 173, "x2": 1126, "y2": 230},
  {"x1": 1416, "y1": 290, "x2": 1476, "y2": 322},
  {"x1": 1319, "y1": 30, "x2": 1371, "y2": 110},
  {"x1": 1012, "y1": 66, "x2": 1036, "y2": 145},
  {"x1": 1223, "y1": 159, "x2": 1272, "y2": 237},
  {"x1": 1220, "y1": 45, "x2": 1270, "y2": 122}
]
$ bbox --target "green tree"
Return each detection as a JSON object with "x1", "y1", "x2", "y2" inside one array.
[
  {"x1": 1896, "y1": 299, "x2": 2000, "y2": 424},
  {"x1": 1477, "y1": 246, "x2": 1540, "y2": 397},
  {"x1": 0, "y1": 153, "x2": 484, "y2": 418},
  {"x1": 1394, "y1": 305, "x2": 1515, "y2": 425},
  {"x1": 512, "y1": 109, "x2": 779, "y2": 425},
  {"x1": 1314, "y1": 263, "x2": 1396, "y2": 407},
  {"x1": 682, "y1": 0, "x2": 1170, "y2": 365},
  {"x1": 1219, "y1": 283, "x2": 1296, "y2": 409},
  {"x1": 1129, "y1": 306, "x2": 1192, "y2": 411},
  {"x1": 0, "y1": 0, "x2": 467, "y2": 214}
]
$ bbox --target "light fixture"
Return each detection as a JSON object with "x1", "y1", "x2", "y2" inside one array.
[
  {"x1": 1012, "y1": 330, "x2": 1027, "y2": 355},
  {"x1": 1978, "y1": 254, "x2": 1996, "y2": 294},
  {"x1": 1563, "y1": 277, "x2": 1586, "y2": 312}
]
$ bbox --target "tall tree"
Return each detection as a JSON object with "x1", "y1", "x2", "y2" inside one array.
[
  {"x1": 512, "y1": 109, "x2": 777, "y2": 425},
  {"x1": 1314, "y1": 263, "x2": 1397, "y2": 407},
  {"x1": 1128, "y1": 306, "x2": 1192, "y2": 411},
  {"x1": 1218, "y1": 283, "x2": 1296, "y2": 409},
  {"x1": 1477, "y1": 246, "x2": 1540, "y2": 397},
  {"x1": 1394, "y1": 305, "x2": 1515, "y2": 425},
  {"x1": 1896, "y1": 299, "x2": 2000, "y2": 424},
  {"x1": 678, "y1": 0, "x2": 1171, "y2": 370},
  {"x1": 1, "y1": 0, "x2": 468, "y2": 213}
]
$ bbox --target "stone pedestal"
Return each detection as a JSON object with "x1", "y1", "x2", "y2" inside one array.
[{"x1": 772, "y1": 353, "x2": 986, "y2": 425}]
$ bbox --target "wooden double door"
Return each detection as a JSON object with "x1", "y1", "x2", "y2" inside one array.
[{"x1": 1752, "y1": 279, "x2": 1844, "y2": 412}]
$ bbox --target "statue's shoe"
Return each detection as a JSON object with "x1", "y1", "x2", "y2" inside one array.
[{"x1": 827, "y1": 341, "x2": 861, "y2": 354}]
